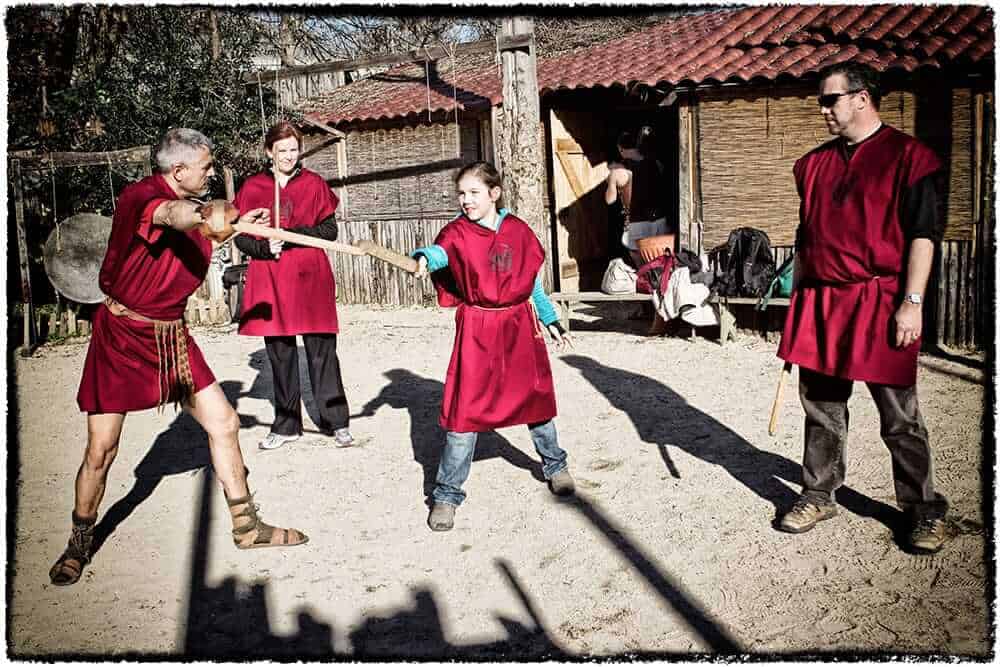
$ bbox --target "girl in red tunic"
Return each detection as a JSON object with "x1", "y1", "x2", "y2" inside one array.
[
  {"x1": 410, "y1": 162, "x2": 576, "y2": 532},
  {"x1": 234, "y1": 121, "x2": 354, "y2": 450}
]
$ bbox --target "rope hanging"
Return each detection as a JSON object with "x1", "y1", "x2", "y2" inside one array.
[
  {"x1": 50, "y1": 156, "x2": 60, "y2": 252},
  {"x1": 107, "y1": 155, "x2": 116, "y2": 213},
  {"x1": 423, "y1": 52, "x2": 432, "y2": 124},
  {"x1": 447, "y1": 40, "x2": 460, "y2": 158},
  {"x1": 256, "y1": 72, "x2": 267, "y2": 146}
]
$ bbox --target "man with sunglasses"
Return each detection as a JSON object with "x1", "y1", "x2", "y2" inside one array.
[{"x1": 776, "y1": 63, "x2": 950, "y2": 553}]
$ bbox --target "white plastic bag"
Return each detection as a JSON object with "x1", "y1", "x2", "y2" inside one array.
[{"x1": 601, "y1": 258, "x2": 638, "y2": 294}]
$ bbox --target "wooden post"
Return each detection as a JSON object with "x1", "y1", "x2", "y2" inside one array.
[
  {"x1": 678, "y1": 101, "x2": 693, "y2": 251},
  {"x1": 336, "y1": 137, "x2": 348, "y2": 219},
  {"x1": 496, "y1": 17, "x2": 551, "y2": 290},
  {"x1": 12, "y1": 159, "x2": 38, "y2": 354},
  {"x1": 223, "y1": 166, "x2": 241, "y2": 265}
]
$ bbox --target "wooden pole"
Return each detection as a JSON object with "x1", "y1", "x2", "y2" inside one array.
[
  {"x1": 768, "y1": 362, "x2": 793, "y2": 436},
  {"x1": 223, "y1": 166, "x2": 241, "y2": 265},
  {"x1": 12, "y1": 159, "x2": 37, "y2": 355},
  {"x1": 497, "y1": 17, "x2": 550, "y2": 290}
]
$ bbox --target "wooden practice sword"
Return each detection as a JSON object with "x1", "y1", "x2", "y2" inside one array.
[{"x1": 231, "y1": 223, "x2": 419, "y2": 273}]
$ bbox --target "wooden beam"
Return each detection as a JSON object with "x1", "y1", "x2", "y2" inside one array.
[
  {"x1": 11, "y1": 159, "x2": 37, "y2": 354},
  {"x1": 9, "y1": 145, "x2": 151, "y2": 169},
  {"x1": 243, "y1": 35, "x2": 533, "y2": 84},
  {"x1": 554, "y1": 150, "x2": 586, "y2": 200},
  {"x1": 300, "y1": 115, "x2": 346, "y2": 139},
  {"x1": 555, "y1": 138, "x2": 582, "y2": 152}
]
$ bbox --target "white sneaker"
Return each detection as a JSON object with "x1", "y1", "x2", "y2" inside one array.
[
  {"x1": 258, "y1": 432, "x2": 300, "y2": 451},
  {"x1": 332, "y1": 428, "x2": 355, "y2": 447}
]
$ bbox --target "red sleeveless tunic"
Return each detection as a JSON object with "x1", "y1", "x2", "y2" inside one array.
[
  {"x1": 431, "y1": 214, "x2": 557, "y2": 432},
  {"x1": 778, "y1": 126, "x2": 941, "y2": 386},
  {"x1": 234, "y1": 169, "x2": 340, "y2": 336}
]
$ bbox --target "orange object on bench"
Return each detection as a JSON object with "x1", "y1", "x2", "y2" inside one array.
[{"x1": 636, "y1": 234, "x2": 676, "y2": 264}]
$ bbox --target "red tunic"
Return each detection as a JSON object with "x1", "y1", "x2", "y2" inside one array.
[
  {"x1": 777, "y1": 126, "x2": 941, "y2": 386},
  {"x1": 234, "y1": 169, "x2": 340, "y2": 336},
  {"x1": 77, "y1": 174, "x2": 216, "y2": 413},
  {"x1": 431, "y1": 214, "x2": 557, "y2": 432}
]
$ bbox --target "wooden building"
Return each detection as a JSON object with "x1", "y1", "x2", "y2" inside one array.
[{"x1": 295, "y1": 5, "x2": 994, "y2": 348}]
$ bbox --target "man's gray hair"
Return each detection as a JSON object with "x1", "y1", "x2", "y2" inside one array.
[{"x1": 154, "y1": 128, "x2": 214, "y2": 173}]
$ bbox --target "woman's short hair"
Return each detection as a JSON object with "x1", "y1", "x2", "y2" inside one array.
[
  {"x1": 154, "y1": 128, "x2": 213, "y2": 173},
  {"x1": 265, "y1": 121, "x2": 303, "y2": 151}
]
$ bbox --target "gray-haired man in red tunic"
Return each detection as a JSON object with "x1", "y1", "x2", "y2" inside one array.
[
  {"x1": 50, "y1": 129, "x2": 308, "y2": 586},
  {"x1": 776, "y1": 63, "x2": 950, "y2": 553}
]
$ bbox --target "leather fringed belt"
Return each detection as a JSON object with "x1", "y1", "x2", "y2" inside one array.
[{"x1": 104, "y1": 297, "x2": 195, "y2": 410}]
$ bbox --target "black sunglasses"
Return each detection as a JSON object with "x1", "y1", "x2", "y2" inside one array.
[{"x1": 818, "y1": 90, "x2": 863, "y2": 108}]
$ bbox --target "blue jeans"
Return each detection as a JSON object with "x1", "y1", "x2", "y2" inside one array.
[{"x1": 432, "y1": 420, "x2": 568, "y2": 506}]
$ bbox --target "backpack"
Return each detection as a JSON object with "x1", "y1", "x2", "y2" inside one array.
[
  {"x1": 601, "y1": 258, "x2": 638, "y2": 294},
  {"x1": 757, "y1": 254, "x2": 795, "y2": 311},
  {"x1": 708, "y1": 227, "x2": 776, "y2": 298}
]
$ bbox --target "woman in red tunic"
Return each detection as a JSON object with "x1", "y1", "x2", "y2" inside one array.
[
  {"x1": 410, "y1": 162, "x2": 576, "y2": 532},
  {"x1": 234, "y1": 121, "x2": 354, "y2": 450}
]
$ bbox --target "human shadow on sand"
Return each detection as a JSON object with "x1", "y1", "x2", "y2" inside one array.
[
  {"x1": 181, "y1": 467, "x2": 562, "y2": 659},
  {"x1": 92, "y1": 380, "x2": 261, "y2": 556},
  {"x1": 356, "y1": 368, "x2": 545, "y2": 503},
  {"x1": 559, "y1": 355, "x2": 909, "y2": 542}
]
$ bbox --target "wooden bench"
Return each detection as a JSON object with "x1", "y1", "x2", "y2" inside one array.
[{"x1": 549, "y1": 291, "x2": 790, "y2": 344}]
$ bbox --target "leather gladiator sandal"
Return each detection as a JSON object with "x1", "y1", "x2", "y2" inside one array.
[
  {"x1": 226, "y1": 492, "x2": 309, "y2": 549},
  {"x1": 49, "y1": 512, "x2": 97, "y2": 586}
]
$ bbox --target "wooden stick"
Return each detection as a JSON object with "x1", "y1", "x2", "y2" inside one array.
[
  {"x1": 233, "y1": 222, "x2": 364, "y2": 255},
  {"x1": 768, "y1": 361, "x2": 793, "y2": 436},
  {"x1": 231, "y1": 223, "x2": 419, "y2": 273}
]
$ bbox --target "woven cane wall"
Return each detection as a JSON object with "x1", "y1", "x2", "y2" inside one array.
[
  {"x1": 299, "y1": 119, "x2": 481, "y2": 305},
  {"x1": 698, "y1": 87, "x2": 973, "y2": 249},
  {"x1": 303, "y1": 119, "x2": 480, "y2": 222}
]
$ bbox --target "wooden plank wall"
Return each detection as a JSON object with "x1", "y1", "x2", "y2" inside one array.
[
  {"x1": 329, "y1": 217, "x2": 453, "y2": 305},
  {"x1": 931, "y1": 240, "x2": 979, "y2": 349}
]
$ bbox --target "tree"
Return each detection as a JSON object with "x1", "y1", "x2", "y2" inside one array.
[{"x1": 7, "y1": 6, "x2": 279, "y2": 201}]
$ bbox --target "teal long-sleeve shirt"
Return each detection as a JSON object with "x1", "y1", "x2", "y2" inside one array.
[{"x1": 410, "y1": 209, "x2": 558, "y2": 327}]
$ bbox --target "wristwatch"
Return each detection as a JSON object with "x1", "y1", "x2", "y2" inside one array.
[{"x1": 904, "y1": 293, "x2": 923, "y2": 305}]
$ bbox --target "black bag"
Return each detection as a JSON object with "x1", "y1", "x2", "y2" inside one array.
[
  {"x1": 222, "y1": 263, "x2": 247, "y2": 289},
  {"x1": 222, "y1": 263, "x2": 248, "y2": 323},
  {"x1": 708, "y1": 228, "x2": 776, "y2": 298}
]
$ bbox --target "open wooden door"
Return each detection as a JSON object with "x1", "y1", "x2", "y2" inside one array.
[{"x1": 549, "y1": 110, "x2": 613, "y2": 292}]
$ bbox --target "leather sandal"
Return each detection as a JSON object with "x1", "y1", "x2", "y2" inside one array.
[
  {"x1": 227, "y1": 493, "x2": 308, "y2": 549},
  {"x1": 49, "y1": 513, "x2": 96, "y2": 586}
]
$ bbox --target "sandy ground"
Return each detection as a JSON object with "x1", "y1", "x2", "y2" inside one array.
[{"x1": 7, "y1": 304, "x2": 992, "y2": 659}]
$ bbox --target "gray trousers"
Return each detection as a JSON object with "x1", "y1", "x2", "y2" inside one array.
[{"x1": 798, "y1": 367, "x2": 948, "y2": 520}]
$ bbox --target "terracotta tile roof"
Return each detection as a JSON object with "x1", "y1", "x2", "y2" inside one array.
[
  {"x1": 300, "y1": 51, "x2": 500, "y2": 126},
  {"x1": 538, "y1": 4, "x2": 994, "y2": 93},
  {"x1": 304, "y1": 5, "x2": 994, "y2": 126}
]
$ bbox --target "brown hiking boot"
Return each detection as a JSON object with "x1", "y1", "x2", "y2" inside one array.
[
  {"x1": 428, "y1": 503, "x2": 456, "y2": 531},
  {"x1": 548, "y1": 469, "x2": 576, "y2": 497},
  {"x1": 909, "y1": 518, "x2": 950, "y2": 554},
  {"x1": 778, "y1": 497, "x2": 837, "y2": 533}
]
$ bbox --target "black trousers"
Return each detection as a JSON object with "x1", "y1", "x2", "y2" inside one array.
[
  {"x1": 798, "y1": 367, "x2": 948, "y2": 520},
  {"x1": 265, "y1": 334, "x2": 349, "y2": 436}
]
